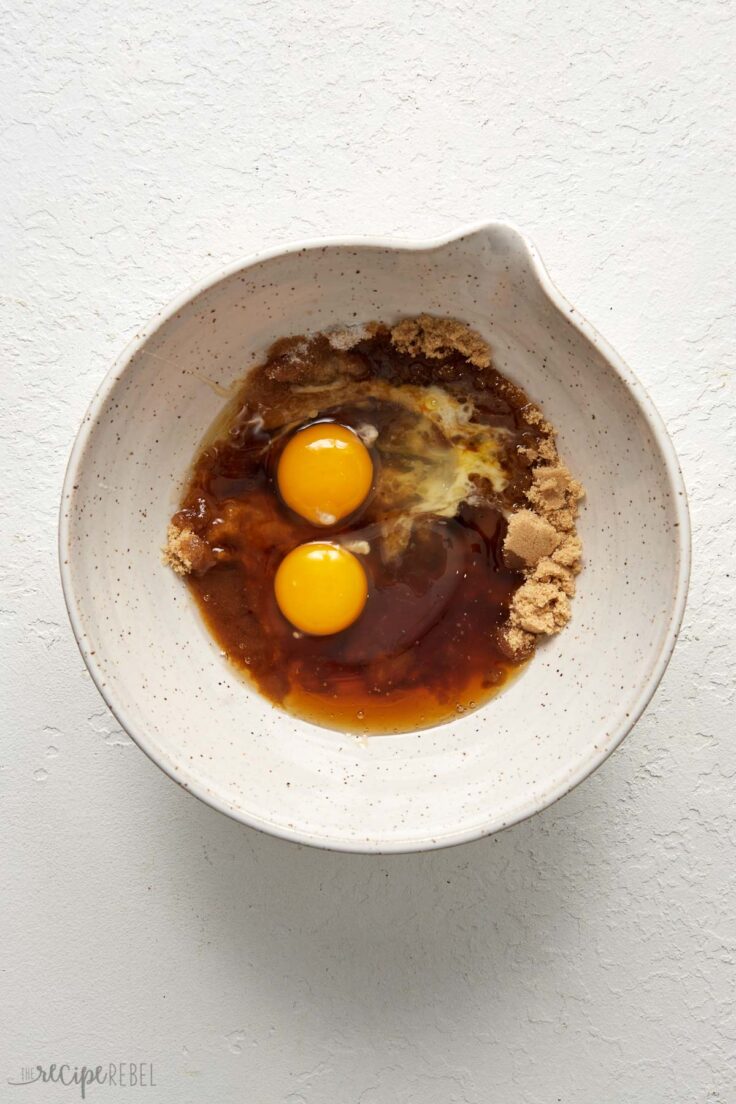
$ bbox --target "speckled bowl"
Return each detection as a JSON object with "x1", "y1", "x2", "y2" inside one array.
[{"x1": 60, "y1": 222, "x2": 690, "y2": 853}]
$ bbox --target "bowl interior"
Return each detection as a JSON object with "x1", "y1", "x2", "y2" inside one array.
[{"x1": 62, "y1": 225, "x2": 688, "y2": 851}]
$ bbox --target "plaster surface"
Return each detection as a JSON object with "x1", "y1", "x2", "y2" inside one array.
[{"x1": 2, "y1": 1, "x2": 735, "y2": 1100}]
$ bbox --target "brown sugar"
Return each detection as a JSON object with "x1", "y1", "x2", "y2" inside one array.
[
  {"x1": 501, "y1": 428, "x2": 584, "y2": 655},
  {"x1": 162, "y1": 523, "x2": 216, "y2": 576},
  {"x1": 503, "y1": 509, "x2": 561, "y2": 569},
  {"x1": 527, "y1": 464, "x2": 584, "y2": 532},
  {"x1": 501, "y1": 624, "x2": 537, "y2": 660},
  {"x1": 521, "y1": 404, "x2": 555, "y2": 436},
  {"x1": 551, "y1": 532, "x2": 583, "y2": 570},
  {"x1": 512, "y1": 577, "x2": 571, "y2": 635},
  {"x1": 391, "y1": 314, "x2": 493, "y2": 369}
]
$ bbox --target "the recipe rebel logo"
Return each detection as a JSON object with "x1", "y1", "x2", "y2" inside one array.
[{"x1": 8, "y1": 1062, "x2": 156, "y2": 1098}]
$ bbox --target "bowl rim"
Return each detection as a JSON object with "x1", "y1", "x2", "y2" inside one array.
[{"x1": 59, "y1": 219, "x2": 692, "y2": 853}]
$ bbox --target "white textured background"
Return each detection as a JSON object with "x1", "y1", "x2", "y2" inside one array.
[{"x1": 2, "y1": 0, "x2": 735, "y2": 1101}]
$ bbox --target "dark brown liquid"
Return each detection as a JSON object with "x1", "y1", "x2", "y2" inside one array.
[{"x1": 173, "y1": 330, "x2": 546, "y2": 734}]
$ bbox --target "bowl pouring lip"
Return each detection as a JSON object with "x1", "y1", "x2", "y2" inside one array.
[{"x1": 58, "y1": 219, "x2": 692, "y2": 854}]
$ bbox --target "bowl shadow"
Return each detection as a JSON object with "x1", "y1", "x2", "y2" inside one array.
[{"x1": 163, "y1": 778, "x2": 608, "y2": 1024}]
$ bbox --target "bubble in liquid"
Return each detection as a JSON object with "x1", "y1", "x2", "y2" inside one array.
[
  {"x1": 356, "y1": 710, "x2": 365, "y2": 720},
  {"x1": 455, "y1": 704, "x2": 466, "y2": 714}
]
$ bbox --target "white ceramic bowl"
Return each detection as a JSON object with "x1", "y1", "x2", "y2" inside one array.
[{"x1": 60, "y1": 222, "x2": 690, "y2": 853}]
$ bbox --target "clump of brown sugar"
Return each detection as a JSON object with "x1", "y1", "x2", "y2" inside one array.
[
  {"x1": 527, "y1": 463, "x2": 583, "y2": 533},
  {"x1": 503, "y1": 510, "x2": 560, "y2": 568},
  {"x1": 500, "y1": 420, "x2": 584, "y2": 657},
  {"x1": 162, "y1": 523, "x2": 215, "y2": 576},
  {"x1": 391, "y1": 314, "x2": 492, "y2": 369}
]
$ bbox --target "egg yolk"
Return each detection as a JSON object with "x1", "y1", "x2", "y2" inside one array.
[
  {"x1": 274, "y1": 542, "x2": 368, "y2": 635},
  {"x1": 277, "y1": 422, "x2": 373, "y2": 526}
]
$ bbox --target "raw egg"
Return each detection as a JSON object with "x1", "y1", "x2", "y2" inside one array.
[
  {"x1": 277, "y1": 422, "x2": 373, "y2": 526},
  {"x1": 274, "y1": 542, "x2": 368, "y2": 635}
]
